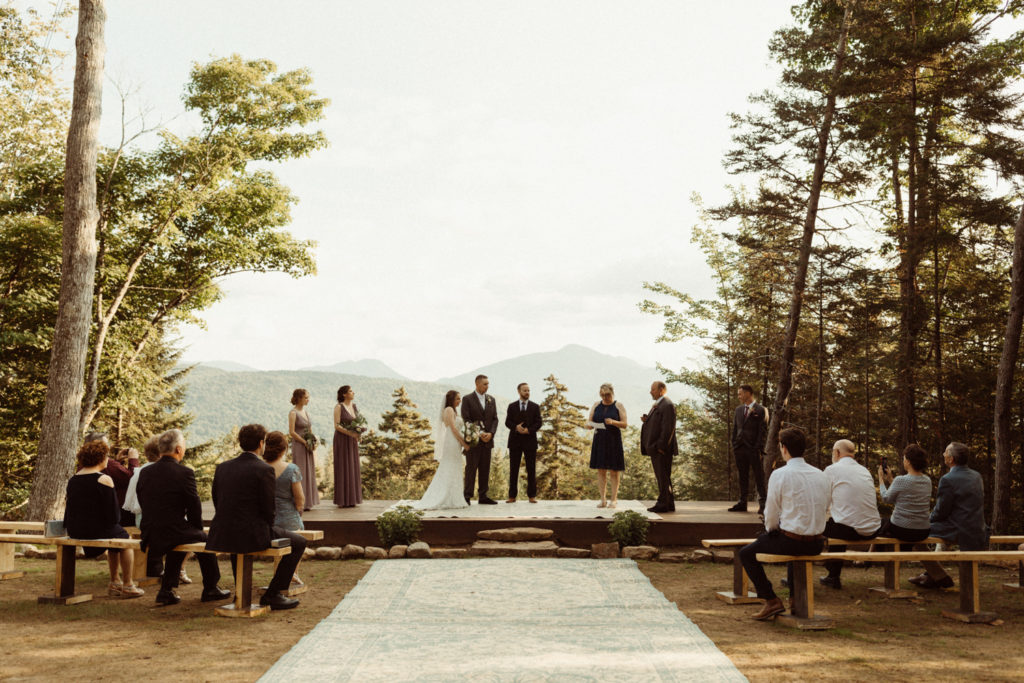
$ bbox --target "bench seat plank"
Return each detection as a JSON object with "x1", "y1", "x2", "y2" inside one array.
[{"x1": 756, "y1": 550, "x2": 1024, "y2": 562}]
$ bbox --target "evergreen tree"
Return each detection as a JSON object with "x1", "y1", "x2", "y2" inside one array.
[
  {"x1": 536, "y1": 374, "x2": 589, "y2": 499},
  {"x1": 360, "y1": 387, "x2": 436, "y2": 499}
]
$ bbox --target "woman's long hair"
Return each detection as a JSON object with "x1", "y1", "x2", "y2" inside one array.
[{"x1": 444, "y1": 390, "x2": 460, "y2": 411}]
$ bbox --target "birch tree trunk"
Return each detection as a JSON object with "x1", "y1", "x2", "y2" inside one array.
[{"x1": 25, "y1": 0, "x2": 107, "y2": 521}]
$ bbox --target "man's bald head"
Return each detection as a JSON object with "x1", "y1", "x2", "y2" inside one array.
[{"x1": 832, "y1": 439, "x2": 856, "y2": 463}]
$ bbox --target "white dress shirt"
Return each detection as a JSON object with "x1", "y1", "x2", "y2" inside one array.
[
  {"x1": 475, "y1": 391, "x2": 487, "y2": 409},
  {"x1": 763, "y1": 457, "x2": 830, "y2": 536},
  {"x1": 122, "y1": 461, "x2": 152, "y2": 515},
  {"x1": 824, "y1": 456, "x2": 882, "y2": 535}
]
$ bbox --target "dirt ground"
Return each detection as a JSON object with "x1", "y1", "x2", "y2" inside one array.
[{"x1": 1, "y1": 555, "x2": 1023, "y2": 681}]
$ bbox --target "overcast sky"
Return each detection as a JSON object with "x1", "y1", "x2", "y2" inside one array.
[{"x1": 38, "y1": 1, "x2": 795, "y2": 380}]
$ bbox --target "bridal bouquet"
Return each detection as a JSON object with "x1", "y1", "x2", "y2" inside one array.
[
  {"x1": 344, "y1": 414, "x2": 369, "y2": 434},
  {"x1": 463, "y1": 421, "x2": 483, "y2": 448},
  {"x1": 302, "y1": 429, "x2": 324, "y2": 451}
]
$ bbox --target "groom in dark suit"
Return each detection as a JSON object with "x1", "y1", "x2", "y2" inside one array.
[
  {"x1": 505, "y1": 382, "x2": 542, "y2": 503},
  {"x1": 641, "y1": 381, "x2": 678, "y2": 513},
  {"x1": 729, "y1": 384, "x2": 768, "y2": 514},
  {"x1": 461, "y1": 374, "x2": 499, "y2": 504}
]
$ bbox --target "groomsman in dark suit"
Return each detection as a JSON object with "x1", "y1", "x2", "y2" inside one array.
[
  {"x1": 206, "y1": 424, "x2": 307, "y2": 610},
  {"x1": 461, "y1": 374, "x2": 500, "y2": 504},
  {"x1": 136, "y1": 429, "x2": 230, "y2": 606},
  {"x1": 641, "y1": 381, "x2": 678, "y2": 513},
  {"x1": 505, "y1": 382, "x2": 543, "y2": 503},
  {"x1": 729, "y1": 384, "x2": 768, "y2": 514}
]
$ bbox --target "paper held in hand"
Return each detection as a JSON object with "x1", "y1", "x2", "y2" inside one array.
[{"x1": 587, "y1": 421, "x2": 607, "y2": 430}]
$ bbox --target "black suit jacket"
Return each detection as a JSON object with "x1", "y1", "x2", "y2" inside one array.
[
  {"x1": 461, "y1": 393, "x2": 499, "y2": 451},
  {"x1": 136, "y1": 456, "x2": 207, "y2": 555},
  {"x1": 732, "y1": 402, "x2": 767, "y2": 452},
  {"x1": 205, "y1": 452, "x2": 276, "y2": 554},
  {"x1": 641, "y1": 397, "x2": 678, "y2": 457},
  {"x1": 505, "y1": 400, "x2": 542, "y2": 449}
]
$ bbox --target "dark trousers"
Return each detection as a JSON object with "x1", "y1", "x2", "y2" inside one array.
[
  {"x1": 650, "y1": 452, "x2": 674, "y2": 510},
  {"x1": 823, "y1": 519, "x2": 879, "y2": 578},
  {"x1": 739, "y1": 530, "x2": 825, "y2": 600},
  {"x1": 464, "y1": 446, "x2": 492, "y2": 500},
  {"x1": 733, "y1": 446, "x2": 766, "y2": 503},
  {"x1": 876, "y1": 518, "x2": 930, "y2": 552},
  {"x1": 161, "y1": 550, "x2": 221, "y2": 593},
  {"x1": 233, "y1": 528, "x2": 307, "y2": 595},
  {"x1": 508, "y1": 446, "x2": 537, "y2": 499},
  {"x1": 146, "y1": 551, "x2": 165, "y2": 578}
]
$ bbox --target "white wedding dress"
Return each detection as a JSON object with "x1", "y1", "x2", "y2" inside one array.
[{"x1": 412, "y1": 407, "x2": 469, "y2": 510}]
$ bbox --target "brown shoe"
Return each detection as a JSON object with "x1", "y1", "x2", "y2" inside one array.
[
  {"x1": 529, "y1": 498, "x2": 537, "y2": 503},
  {"x1": 506, "y1": 498, "x2": 516, "y2": 503},
  {"x1": 752, "y1": 597, "x2": 785, "y2": 621}
]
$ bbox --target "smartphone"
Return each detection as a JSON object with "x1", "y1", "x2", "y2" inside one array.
[{"x1": 880, "y1": 456, "x2": 889, "y2": 474}]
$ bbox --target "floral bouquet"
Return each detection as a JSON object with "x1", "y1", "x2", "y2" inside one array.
[
  {"x1": 463, "y1": 421, "x2": 483, "y2": 448},
  {"x1": 344, "y1": 414, "x2": 369, "y2": 435},
  {"x1": 302, "y1": 429, "x2": 324, "y2": 452}
]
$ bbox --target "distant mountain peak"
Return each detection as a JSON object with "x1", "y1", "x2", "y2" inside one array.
[{"x1": 299, "y1": 359, "x2": 408, "y2": 381}]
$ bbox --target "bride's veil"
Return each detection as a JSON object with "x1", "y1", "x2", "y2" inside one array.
[{"x1": 431, "y1": 396, "x2": 449, "y2": 462}]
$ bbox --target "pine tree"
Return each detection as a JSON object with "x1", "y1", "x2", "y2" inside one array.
[
  {"x1": 536, "y1": 374, "x2": 589, "y2": 499},
  {"x1": 360, "y1": 387, "x2": 436, "y2": 499}
]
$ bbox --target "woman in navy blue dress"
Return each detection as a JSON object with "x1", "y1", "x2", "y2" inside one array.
[{"x1": 586, "y1": 383, "x2": 628, "y2": 508}]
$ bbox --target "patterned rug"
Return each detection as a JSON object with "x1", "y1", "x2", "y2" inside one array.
[
  {"x1": 260, "y1": 559, "x2": 746, "y2": 682},
  {"x1": 389, "y1": 498, "x2": 661, "y2": 520}
]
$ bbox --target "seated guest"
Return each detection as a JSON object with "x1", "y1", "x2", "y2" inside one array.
[
  {"x1": 820, "y1": 439, "x2": 882, "y2": 589},
  {"x1": 206, "y1": 424, "x2": 307, "y2": 611},
  {"x1": 136, "y1": 429, "x2": 230, "y2": 606},
  {"x1": 876, "y1": 444, "x2": 933, "y2": 550},
  {"x1": 65, "y1": 441, "x2": 144, "y2": 598},
  {"x1": 123, "y1": 436, "x2": 165, "y2": 580},
  {"x1": 264, "y1": 431, "x2": 306, "y2": 586},
  {"x1": 739, "y1": 427, "x2": 830, "y2": 620},
  {"x1": 910, "y1": 442, "x2": 988, "y2": 590},
  {"x1": 107, "y1": 447, "x2": 141, "y2": 527}
]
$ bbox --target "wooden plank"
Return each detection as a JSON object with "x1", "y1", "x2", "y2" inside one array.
[
  {"x1": 990, "y1": 536, "x2": 1024, "y2": 545},
  {"x1": 38, "y1": 545, "x2": 90, "y2": 605},
  {"x1": 941, "y1": 561, "x2": 998, "y2": 623},
  {"x1": 790, "y1": 561, "x2": 814, "y2": 618},
  {"x1": 216, "y1": 554, "x2": 268, "y2": 618},
  {"x1": 757, "y1": 551, "x2": 1024, "y2": 563},
  {"x1": 702, "y1": 539, "x2": 753, "y2": 548},
  {"x1": 0, "y1": 543, "x2": 23, "y2": 581},
  {"x1": 0, "y1": 522, "x2": 45, "y2": 532}
]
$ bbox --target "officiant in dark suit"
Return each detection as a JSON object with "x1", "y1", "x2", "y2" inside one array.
[
  {"x1": 206, "y1": 423, "x2": 307, "y2": 611},
  {"x1": 136, "y1": 428, "x2": 230, "y2": 606},
  {"x1": 641, "y1": 381, "x2": 678, "y2": 513},
  {"x1": 461, "y1": 374, "x2": 499, "y2": 504},
  {"x1": 505, "y1": 382, "x2": 542, "y2": 503},
  {"x1": 729, "y1": 384, "x2": 768, "y2": 514}
]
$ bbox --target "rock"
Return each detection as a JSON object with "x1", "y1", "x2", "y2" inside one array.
[
  {"x1": 14, "y1": 552, "x2": 24, "y2": 559},
  {"x1": 388, "y1": 545, "x2": 408, "y2": 559},
  {"x1": 707, "y1": 549, "x2": 730, "y2": 563},
  {"x1": 21, "y1": 544, "x2": 40, "y2": 558},
  {"x1": 407, "y1": 541, "x2": 432, "y2": 558},
  {"x1": 591, "y1": 542, "x2": 619, "y2": 559},
  {"x1": 476, "y1": 527, "x2": 555, "y2": 542},
  {"x1": 471, "y1": 540, "x2": 559, "y2": 558},
  {"x1": 342, "y1": 544, "x2": 365, "y2": 559},
  {"x1": 657, "y1": 551, "x2": 689, "y2": 563},
  {"x1": 432, "y1": 548, "x2": 467, "y2": 559},
  {"x1": 557, "y1": 547, "x2": 591, "y2": 559},
  {"x1": 364, "y1": 546, "x2": 387, "y2": 560},
  {"x1": 315, "y1": 546, "x2": 342, "y2": 561},
  {"x1": 303, "y1": 547, "x2": 317, "y2": 560},
  {"x1": 622, "y1": 545, "x2": 658, "y2": 561},
  {"x1": 41, "y1": 550, "x2": 58, "y2": 560}
]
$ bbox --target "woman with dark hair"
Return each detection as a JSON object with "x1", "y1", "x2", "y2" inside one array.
[
  {"x1": 412, "y1": 390, "x2": 470, "y2": 510},
  {"x1": 264, "y1": 430, "x2": 305, "y2": 587},
  {"x1": 288, "y1": 388, "x2": 319, "y2": 510},
  {"x1": 877, "y1": 444, "x2": 933, "y2": 550},
  {"x1": 333, "y1": 385, "x2": 363, "y2": 507},
  {"x1": 65, "y1": 441, "x2": 144, "y2": 598}
]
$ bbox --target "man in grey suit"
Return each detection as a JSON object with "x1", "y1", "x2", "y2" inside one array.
[
  {"x1": 729, "y1": 384, "x2": 768, "y2": 514},
  {"x1": 910, "y1": 441, "x2": 989, "y2": 590},
  {"x1": 461, "y1": 374, "x2": 499, "y2": 505},
  {"x1": 641, "y1": 381, "x2": 678, "y2": 513}
]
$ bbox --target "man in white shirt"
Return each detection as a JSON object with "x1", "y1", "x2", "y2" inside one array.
[
  {"x1": 738, "y1": 427, "x2": 831, "y2": 621},
  {"x1": 820, "y1": 439, "x2": 882, "y2": 589}
]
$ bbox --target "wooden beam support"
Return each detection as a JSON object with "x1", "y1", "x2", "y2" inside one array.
[
  {"x1": 215, "y1": 554, "x2": 269, "y2": 618},
  {"x1": 942, "y1": 561, "x2": 998, "y2": 624},
  {"x1": 38, "y1": 545, "x2": 90, "y2": 605}
]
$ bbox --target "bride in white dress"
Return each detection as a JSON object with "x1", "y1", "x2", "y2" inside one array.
[{"x1": 412, "y1": 390, "x2": 470, "y2": 510}]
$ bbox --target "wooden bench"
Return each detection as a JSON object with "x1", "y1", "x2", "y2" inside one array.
[
  {"x1": 990, "y1": 535, "x2": 1024, "y2": 590},
  {"x1": 0, "y1": 533, "x2": 289, "y2": 617},
  {"x1": 756, "y1": 550, "x2": 1024, "y2": 629},
  {"x1": 0, "y1": 523, "x2": 46, "y2": 580}
]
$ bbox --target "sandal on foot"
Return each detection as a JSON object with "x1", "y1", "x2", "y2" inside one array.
[
  {"x1": 108, "y1": 582, "x2": 124, "y2": 598},
  {"x1": 121, "y1": 583, "x2": 145, "y2": 599}
]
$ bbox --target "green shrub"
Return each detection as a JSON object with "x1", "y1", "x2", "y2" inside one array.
[
  {"x1": 607, "y1": 510, "x2": 649, "y2": 547},
  {"x1": 375, "y1": 505, "x2": 424, "y2": 548}
]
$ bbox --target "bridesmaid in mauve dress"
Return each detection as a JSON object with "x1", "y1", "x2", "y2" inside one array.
[
  {"x1": 333, "y1": 384, "x2": 364, "y2": 507},
  {"x1": 288, "y1": 388, "x2": 320, "y2": 511}
]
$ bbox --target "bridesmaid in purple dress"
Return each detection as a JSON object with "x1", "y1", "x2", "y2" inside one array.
[
  {"x1": 288, "y1": 388, "x2": 320, "y2": 510},
  {"x1": 333, "y1": 385, "x2": 364, "y2": 507}
]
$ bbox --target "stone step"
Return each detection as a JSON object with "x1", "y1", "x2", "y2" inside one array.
[
  {"x1": 470, "y1": 540, "x2": 559, "y2": 558},
  {"x1": 476, "y1": 527, "x2": 556, "y2": 542}
]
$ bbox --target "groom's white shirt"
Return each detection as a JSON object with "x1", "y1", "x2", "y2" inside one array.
[{"x1": 476, "y1": 391, "x2": 487, "y2": 409}]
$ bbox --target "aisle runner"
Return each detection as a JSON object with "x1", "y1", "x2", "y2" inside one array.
[
  {"x1": 389, "y1": 498, "x2": 661, "y2": 520},
  {"x1": 260, "y1": 559, "x2": 746, "y2": 682}
]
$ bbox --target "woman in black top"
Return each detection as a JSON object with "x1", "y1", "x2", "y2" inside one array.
[{"x1": 65, "y1": 441, "x2": 144, "y2": 598}]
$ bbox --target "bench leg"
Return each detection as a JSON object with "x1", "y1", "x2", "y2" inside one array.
[
  {"x1": 132, "y1": 548, "x2": 160, "y2": 588},
  {"x1": 776, "y1": 561, "x2": 833, "y2": 630},
  {"x1": 942, "y1": 561, "x2": 997, "y2": 623},
  {"x1": 1003, "y1": 560, "x2": 1024, "y2": 592},
  {"x1": 258, "y1": 555, "x2": 307, "y2": 598},
  {"x1": 869, "y1": 559, "x2": 917, "y2": 599},
  {"x1": 715, "y1": 553, "x2": 761, "y2": 604},
  {"x1": 38, "y1": 545, "x2": 91, "y2": 605},
  {"x1": 215, "y1": 554, "x2": 269, "y2": 618},
  {"x1": 0, "y1": 543, "x2": 24, "y2": 580}
]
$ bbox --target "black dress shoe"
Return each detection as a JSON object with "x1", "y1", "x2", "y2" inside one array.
[
  {"x1": 648, "y1": 506, "x2": 673, "y2": 513},
  {"x1": 478, "y1": 497, "x2": 498, "y2": 505},
  {"x1": 728, "y1": 502, "x2": 748, "y2": 512},
  {"x1": 201, "y1": 586, "x2": 231, "y2": 602},
  {"x1": 647, "y1": 505, "x2": 659, "y2": 512},
  {"x1": 465, "y1": 497, "x2": 471, "y2": 504},
  {"x1": 819, "y1": 575, "x2": 842, "y2": 590},
  {"x1": 260, "y1": 591, "x2": 299, "y2": 611},
  {"x1": 155, "y1": 590, "x2": 181, "y2": 606}
]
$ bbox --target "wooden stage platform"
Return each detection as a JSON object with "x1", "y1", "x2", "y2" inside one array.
[{"x1": 203, "y1": 500, "x2": 763, "y2": 548}]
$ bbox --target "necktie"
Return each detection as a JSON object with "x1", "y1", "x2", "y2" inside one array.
[
  {"x1": 521, "y1": 402, "x2": 526, "y2": 412},
  {"x1": 744, "y1": 405, "x2": 750, "y2": 418}
]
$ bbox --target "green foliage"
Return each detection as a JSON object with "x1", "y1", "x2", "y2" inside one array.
[
  {"x1": 536, "y1": 374, "x2": 591, "y2": 499},
  {"x1": 607, "y1": 510, "x2": 649, "y2": 547},
  {"x1": 361, "y1": 388, "x2": 437, "y2": 499},
  {"x1": 374, "y1": 505, "x2": 423, "y2": 548}
]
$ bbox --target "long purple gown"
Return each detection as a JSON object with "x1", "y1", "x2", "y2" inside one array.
[
  {"x1": 333, "y1": 403, "x2": 364, "y2": 507},
  {"x1": 291, "y1": 409, "x2": 320, "y2": 510}
]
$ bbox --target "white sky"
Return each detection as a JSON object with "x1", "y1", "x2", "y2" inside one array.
[{"x1": 38, "y1": 0, "x2": 795, "y2": 380}]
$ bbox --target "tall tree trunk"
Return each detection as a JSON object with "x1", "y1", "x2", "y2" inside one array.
[
  {"x1": 25, "y1": 0, "x2": 107, "y2": 522},
  {"x1": 815, "y1": 258, "x2": 825, "y2": 468},
  {"x1": 992, "y1": 205, "x2": 1024, "y2": 533},
  {"x1": 763, "y1": 3, "x2": 852, "y2": 476}
]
